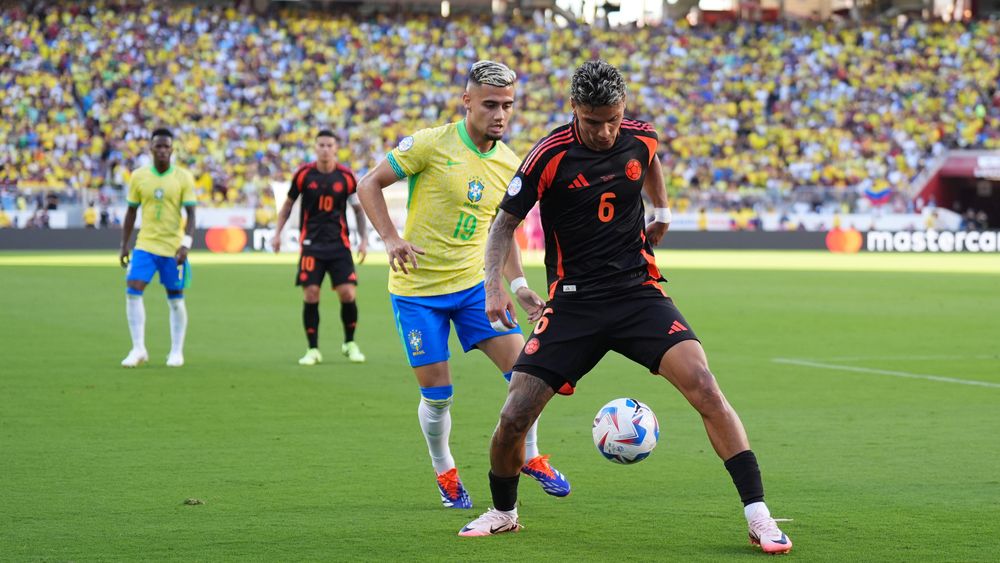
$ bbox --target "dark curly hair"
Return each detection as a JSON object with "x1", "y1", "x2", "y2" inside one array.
[{"x1": 570, "y1": 60, "x2": 626, "y2": 107}]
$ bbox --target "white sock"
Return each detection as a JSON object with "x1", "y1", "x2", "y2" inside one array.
[
  {"x1": 168, "y1": 298, "x2": 187, "y2": 355},
  {"x1": 126, "y1": 294, "x2": 146, "y2": 351},
  {"x1": 745, "y1": 501, "x2": 769, "y2": 522},
  {"x1": 418, "y1": 397, "x2": 455, "y2": 474},
  {"x1": 523, "y1": 417, "x2": 540, "y2": 460}
]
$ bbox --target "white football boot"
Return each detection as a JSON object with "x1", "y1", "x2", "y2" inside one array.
[
  {"x1": 458, "y1": 508, "x2": 521, "y2": 537},
  {"x1": 121, "y1": 349, "x2": 148, "y2": 368}
]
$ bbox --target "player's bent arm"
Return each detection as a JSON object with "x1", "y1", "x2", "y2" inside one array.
[
  {"x1": 643, "y1": 156, "x2": 669, "y2": 209},
  {"x1": 350, "y1": 197, "x2": 368, "y2": 243},
  {"x1": 502, "y1": 236, "x2": 544, "y2": 321},
  {"x1": 120, "y1": 206, "x2": 138, "y2": 267},
  {"x1": 643, "y1": 156, "x2": 671, "y2": 245},
  {"x1": 485, "y1": 211, "x2": 522, "y2": 328},
  {"x1": 176, "y1": 205, "x2": 195, "y2": 263},
  {"x1": 486, "y1": 211, "x2": 520, "y2": 291},
  {"x1": 501, "y1": 225, "x2": 525, "y2": 284},
  {"x1": 350, "y1": 196, "x2": 368, "y2": 263},
  {"x1": 271, "y1": 199, "x2": 294, "y2": 251},
  {"x1": 358, "y1": 160, "x2": 424, "y2": 273},
  {"x1": 274, "y1": 198, "x2": 294, "y2": 236},
  {"x1": 356, "y1": 160, "x2": 404, "y2": 243},
  {"x1": 183, "y1": 205, "x2": 196, "y2": 237}
]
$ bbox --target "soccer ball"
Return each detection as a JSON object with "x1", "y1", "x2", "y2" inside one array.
[{"x1": 592, "y1": 398, "x2": 659, "y2": 464}]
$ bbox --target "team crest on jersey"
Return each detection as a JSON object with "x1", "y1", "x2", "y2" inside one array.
[
  {"x1": 506, "y1": 177, "x2": 522, "y2": 197},
  {"x1": 625, "y1": 159, "x2": 642, "y2": 181},
  {"x1": 334, "y1": 181, "x2": 344, "y2": 193},
  {"x1": 408, "y1": 329, "x2": 424, "y2": 355},
  {"x1": 467, "y1": 178, "x2": 484, "y2": 203},
  {"x1": 154, "y1": 188, "x2": 164, "y2": 200},
  {"x1": 398, "y1": 136, "x2": 414, "y2": 152}
]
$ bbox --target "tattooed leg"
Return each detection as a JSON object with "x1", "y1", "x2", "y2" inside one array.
[{"x1": 490, "y1": 371, "x2": 556, "y2": 477}]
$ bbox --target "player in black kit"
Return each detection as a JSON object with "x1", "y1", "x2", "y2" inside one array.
[
  {"x1": 458, "y1": 61, "x2": 792, "y2": 555},
  {"x1": 273, "y1": 130, "x2": 368, "y2": 365}
]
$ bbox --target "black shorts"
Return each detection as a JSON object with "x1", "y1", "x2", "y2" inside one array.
[
  {"x1": 295, "y1": 251, "x2": 357, "y2": 288},
  {"x1": 514, "y1": 283, "x2": 699, "y2": 395}
]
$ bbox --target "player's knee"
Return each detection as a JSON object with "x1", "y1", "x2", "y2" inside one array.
[
  {"x1": 688, "y1": 368, "x2": 727, "y2": 414},
  {"x1": 166, "y1": 290, "x2": 183, "y2": 300},
  {"x1": 303, "y1": 286, "x2": 321, "y2": 303},
  {"x1": 126, "y1": 285, "x2": 144, "y2": 296},
  {"x1": 497, "y1": 405, "x2": 535, "y2": 439},
  {"x1": 336, "y1": 285, "x2": 356, "y2": 302}
]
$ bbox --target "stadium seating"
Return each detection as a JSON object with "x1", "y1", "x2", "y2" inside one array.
[{"x1": 1, "y1": 1, "x2": 998, "y2": 214}]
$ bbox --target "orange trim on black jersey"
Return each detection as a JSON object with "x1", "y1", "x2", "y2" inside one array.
[
  {"x1": 538, "y1": 150, "x2": 568, "y2": 199},
  {"x1": 339, "y1": 214, "x2": 351, "y2": 249},
  {"x1": 300, "y1": 210, "x2": 309, "y2": 251},
  {"x1": 642, "y1": 278, "x2": 667, "y2": 296},
  {"x1": 523, "y1": 129, "x2": 574, "y2": 176},
  {"x1": 638, "y1": 230, "x2": 664, "y2": 284},
  {"x1": 548, "y1": 232, "x2": 565, "y2": 299},
  {"x1": 621, "y1": 119, "x2": 655, "y2": 132},
  {"x1": 293, "y1": 163, "x2": 316, "y2": 194},
  {"x1": 635, "y1": 135, "x2": 658, "y2": 165}
]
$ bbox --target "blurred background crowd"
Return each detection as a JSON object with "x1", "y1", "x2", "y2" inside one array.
[{"x1": 1, "y1": 1, "x2": 998, "y2": 226}]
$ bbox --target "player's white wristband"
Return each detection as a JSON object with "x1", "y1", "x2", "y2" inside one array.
[
  {"x1": 509, "y1": 276, "x2": 529, "y2": 294},
  {"x1": 181, "y1": 235, "x2": 193, "y2": 249},
  {"x1": 653, "y1": 207, "x2": 672, "y2": 224}
]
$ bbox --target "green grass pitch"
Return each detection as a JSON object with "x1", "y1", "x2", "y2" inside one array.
[{"x1": 2, "y1": 251, "x2": 998, "y2": 561}]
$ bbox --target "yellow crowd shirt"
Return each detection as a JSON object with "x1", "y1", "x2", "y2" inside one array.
[
  {"x1": 386, "y1": 120, "x2": 520, "y2": 296},
  {"x1": 126, "y1": 165, "x2": 196, "y2": 257}
]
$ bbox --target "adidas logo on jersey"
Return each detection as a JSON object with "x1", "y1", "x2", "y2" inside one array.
[
  {"x1": 668, "y1": 320, "x2": 688, "y2": 335},
  {"x1": 567, "y1": 173, "x2": 589, "y2": 189}
]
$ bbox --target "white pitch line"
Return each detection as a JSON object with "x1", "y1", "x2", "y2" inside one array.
[
  {"x1": 772, "y1": 358, "x2": 1000, "y2": 389},
  {"x1": 807, "y1": 354, "x2": 999, "y2": 362}
]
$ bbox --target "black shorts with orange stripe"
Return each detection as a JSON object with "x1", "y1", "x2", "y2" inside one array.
[
  {"x1": 295, "y1": 250, "x2": 357, "y2": 288},
  {"x1": 514, "y1": 283, "x2": 698, "y2": 395}
]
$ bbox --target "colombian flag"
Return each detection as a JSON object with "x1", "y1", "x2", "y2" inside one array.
[{"x1": 864, "y1": 186, "x2": 893, "y2": 205}]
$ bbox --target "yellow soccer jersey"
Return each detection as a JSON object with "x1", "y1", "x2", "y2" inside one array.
[
  {"x1": 126, "y1": 165, "x2": 196, "y2": 257},
  {"x1": 386, "y1": 120, "x2": 520, "y2": 296}
]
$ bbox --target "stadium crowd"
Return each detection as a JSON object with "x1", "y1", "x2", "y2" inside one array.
[{"x1": 1, "y1": 1, "x2": 999, "y2": 219}]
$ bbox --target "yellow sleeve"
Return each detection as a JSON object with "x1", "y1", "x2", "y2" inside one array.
[
  {"x1": 126, "y1": 169, "x2": 142, "y2": 206},
  {"x1": 181, "y1": 170, "x2": 197, "y2": 206},
  {"x1": 386, "y1": 127, "x2": 438, "y2": 179}
]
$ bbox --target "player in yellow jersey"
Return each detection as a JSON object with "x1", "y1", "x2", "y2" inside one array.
[
  {"x1": 118, "y1": 128, "x2": 196, "y2": 368},
  {"x1": 358, "y1": 61, "x2": 571, "y2": 509}
]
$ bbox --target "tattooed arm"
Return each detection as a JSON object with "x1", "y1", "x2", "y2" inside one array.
[{"x1": 485, "y1": 210, "x2": 523, "y2": 329}]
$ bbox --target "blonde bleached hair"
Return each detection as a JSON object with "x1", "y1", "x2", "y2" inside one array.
[{"x1": 467, "y1": 60, "x2": 517, "y2": 89}]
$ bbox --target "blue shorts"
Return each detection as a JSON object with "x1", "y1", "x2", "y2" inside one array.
[
  {"x1": 127, "y1": 248, "x2": 191, "y2": 292},
  {"x1": 390, "y1": 282, "x2": 521, "y2": 368}
]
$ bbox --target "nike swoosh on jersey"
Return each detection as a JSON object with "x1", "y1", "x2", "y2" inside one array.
[{"x1": 446, "y1": 160, "x2": 463, "y2": 166}]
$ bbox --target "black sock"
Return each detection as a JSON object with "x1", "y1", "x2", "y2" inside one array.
[
  {"x1": 303, "y1": 302, "x2": 319, "y2": 348},
  {"x1": 488, "y1": 471, "x2": 520, "y2": 512},
  {"x1": 340, "y1": 300, "x2": 358, "y2": 342},
  {"x1": 724, "y1": 449, "x2": 765, "y2": 506}
]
